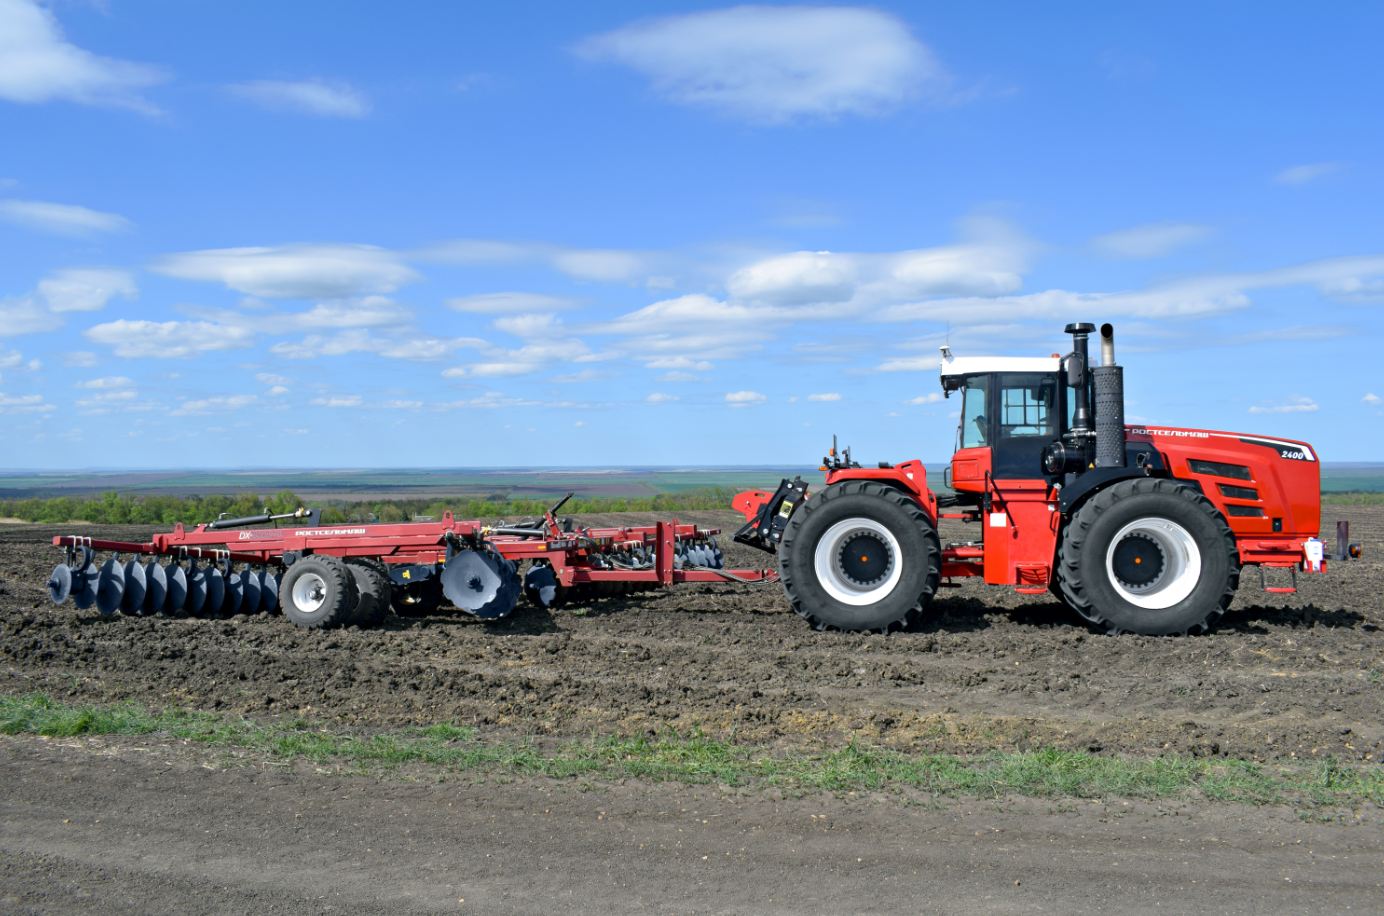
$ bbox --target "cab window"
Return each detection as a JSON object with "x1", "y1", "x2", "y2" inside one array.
[
  {"x1": 998, "y1": 375, "x2": 1057, "y2": 439},
  {"x1": 959, "y1": 376, "x2": 989, "y2": 449}
]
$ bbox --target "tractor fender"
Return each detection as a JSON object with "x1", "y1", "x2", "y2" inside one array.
[{"x1": 825, "y1": 461, "x2": 937, "y2": 521}]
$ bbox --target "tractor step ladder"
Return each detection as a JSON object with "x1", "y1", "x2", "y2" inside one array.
[{"x1": 1257, "y1": 564, "x2": 1298, "y2": 595}]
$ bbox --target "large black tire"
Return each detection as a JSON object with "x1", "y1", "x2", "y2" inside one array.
[
  {"x1": 778, "y1": 480, "x2": 941, "y2": 632},
  {"x1": 344, "y1": 559, "x2": 389, "y2": 627},
  {"x1": 1054, "y1": 478, "x2": 1239, "y2": 635},
  {"x1": 278, "y1": 555, "x2": 358, "y2": 629}
]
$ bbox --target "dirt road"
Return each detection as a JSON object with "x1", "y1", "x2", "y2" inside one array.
[{"x1": 2, "y1": 736, "x2": 1380, "y2": 915}]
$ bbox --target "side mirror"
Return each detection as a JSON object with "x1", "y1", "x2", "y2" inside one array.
[{"x1": 1065, "y1": 353, "x2": 1085, "y2": 387}]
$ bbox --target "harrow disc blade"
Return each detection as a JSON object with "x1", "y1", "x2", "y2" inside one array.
[
  {"x1": 122, "y1": 559, "x2": 148, "y2": 614},
  {"x1": 260, "y1": 570, "x2": 279, "y2": 613},
  {"x1": 185, "y1": 564, "x2": 209, "y2": 617},
  {"x1": 72, "y1": 563, "x2": 99, "y2": 610},
  {"x1": 47, "y1": 563, "x2": 73, "y2": 605},
  {"x1": 95, "y1": 557, "x2": 125, "y2": 617},
  {"x1": 225, "y1": 570, "x2": 244, "y2": 615},
  {"x1": 523, "y1": 563, "x2": 559, "y2": 608},
  {"x1": 441, "y1": 549, "x2": 519, "y2": 619},
  {"x1": 164, "y1": 564, "x2": 188, "y2": 614},
  {"x1": 241, "y1": 569, "x2": 261, "y2": 614},
  {"x1": 205, "y1": 566, "x2": 225, "y2": 616},
  {"x1": 143, "y1": 560, "x2": 168, "y2": 615}
]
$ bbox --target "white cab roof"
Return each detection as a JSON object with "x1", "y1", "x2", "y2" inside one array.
[{"x1": 939, "y1": 355, "x2": 1061, "y2": 379}]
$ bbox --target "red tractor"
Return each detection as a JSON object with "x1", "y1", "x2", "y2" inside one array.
[{"x1": 735, "y1": 322, "x2": 1332, "y2": 635}]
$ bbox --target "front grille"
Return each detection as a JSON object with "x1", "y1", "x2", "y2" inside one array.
[{"x1": 1188, "y1": 459, "x2": 1252, "y2": 481}]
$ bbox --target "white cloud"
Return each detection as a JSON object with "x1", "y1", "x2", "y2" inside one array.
[
  {"x1": 908, "y1": 392, "x2": 944, "y2": 404},
  {"x1": 153, "y1": 244, "x2": 417, "y2": 299},
  {"x1": 426, "y1": 240, "x2": 651, "y2": 284},
  {"x1": 1363, "y1": 393, "x2": 1380, "y2": 405},
  {"x1": 807, "y1": 392, "x2": 841, "y2": 402},
  {"x1": 1093, "y1": 222, "x2": 1212, "y2": 259},
  {"x1": 877, "y1": 254, "x2": 1384, "y2": 323},
  {"x1": 493, "y1": 313, "x2": 562, "y2": 338},
  {"x1": 75, "y1": 387, "x2": 139, "y2": 413},
  {"x1": 644, "y1": 356, "x2": 714, "y2": 371},
  {"x1": 0, "y1": 296, "x2": 60, "y2": 336},
  {"x1": 76, "y1": 376, "x2": 134, "y2": 389},
  {"x1": 284, "y1": 296, "x2": 410, "y2": 329},
  {"x1": 311, "y1": 395, "x2": 364, "y2": 408},
  {"x1": 0, "y1": 392, "x2": 53, "y2": 413},
  {"x1": 62, "y1": 350, "x2": 97, "y2": 367},
  {"x1": 1248, "y1": 396, "x2": 1318, "y2": 415},
  {"x1": 228, "y1": 78, "x2": 370, "y2": 118},
  {"x1": 576, "y1": 5, "x2": 945, "y2": 122},
  {"x1": 550, "y1": 248, "x2": 643, "y2": 282},
  {"x1": 881, "y1": 356, "x2": 940, "y2": 372},
  {"x1": 729, "y1": 251, "x2": 858, "y2": 306},
  {"x1": 174, "y1": 394, "x2": 259, "y2": 415},
  {"x1": 0, "y1": 199, "x2": 131, "y2": 235},
  {"x1": 448, "y1": 292, "x2": 575, "y2": 313},
  {"x1": 722, "y1": 218, "x2": 1031, "y2": 311},
  {"x1": 85, "y1": 319, "x2": 255, "y2": 358},
  {"x1": 269, "y1": 328, "x2": 481, "y2": 361},
  {"x1": 0, "y1": 0, "x2": 166, "y2": 111},
  {"x1": 255, "y1": 372, "x2": 288, "y2": 386},
  {"x1": 443, "y1": 339, "x2": 601, "y2": 379},
  {"x1": 38, "y1": 268, "x2": 136, "y2": 311},
  {"x1": 0, "y1": 350, "x2": 22, "y2": 369},
  {"x1": 725, "y1": 390, "x2": 767, "y2": 407},
  {"x1": 645, "y1": 392, "x2": 678, "y2": 404},
  {"x1": 1274, "y1": 162, "x2": 1340, "y2": 186}
]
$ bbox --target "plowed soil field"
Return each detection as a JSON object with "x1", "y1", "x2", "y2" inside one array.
[{"x1": 3, "y1": 508, "x2": 1381, "y2": 763}]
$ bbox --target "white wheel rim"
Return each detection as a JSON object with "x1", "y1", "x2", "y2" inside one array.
[
  {"x1": 813, "y1": 518, "x2": 903, "y2": 606},
  {"x1": 1104, "y1": 517, "x2": 1201, "y2": 610},
  {"x1": 290, "y1": 571, "x2": 328, "y2": 614}
]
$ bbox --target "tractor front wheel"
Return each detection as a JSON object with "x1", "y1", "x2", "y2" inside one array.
[
  {"x1": 1055, "y1": 478, "x2": 1238, "y2": 635},
  {"x1": 778, "y1": 481, "x2": 941, "y2": 632}
]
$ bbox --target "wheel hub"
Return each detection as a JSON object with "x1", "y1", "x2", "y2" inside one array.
[
  {"x1": 837, "y1": 532, "x2": 892, "y2": 587},
  {"x1": 1111, "y1": 532, "x2": 1166, "y2": 590}
]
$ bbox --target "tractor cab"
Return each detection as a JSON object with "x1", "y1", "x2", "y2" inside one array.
[{"x1": 939, "y1": 352, "x2": 1069, "y2": 498}]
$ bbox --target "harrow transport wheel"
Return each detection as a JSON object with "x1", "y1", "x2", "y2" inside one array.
[
  {"x1": 1055, "y1": 478, "x2": 1238, "y2": 635},
  {"x1": 344, "y1": 559, "x2": 389, "y2": 626},
  {"x1": 279, "y1": 556, "x2": 358, "y2": 630},
  {"x1": 778, "y1": 480, "x2": 941, "y2": 632}
]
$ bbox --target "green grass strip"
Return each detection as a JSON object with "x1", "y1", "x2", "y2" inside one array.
[{"x1": 2, "y1": 693, "x2": 1379, "y2": 807}]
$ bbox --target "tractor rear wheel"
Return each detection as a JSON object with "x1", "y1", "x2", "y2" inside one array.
[
  {"x1": 1055, "y1": 478, "x2": 1238, "y2": 635},
  {"x1": 778, "y1": 481, "x2": 941, "y2": 632},
  {"x1": 279, "y1": 555, "x2": 358, "y2": 629}
]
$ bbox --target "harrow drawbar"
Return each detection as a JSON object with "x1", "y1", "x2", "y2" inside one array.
[{"x1": 47, "y1": 499, "x2": 779, "y2": 629}]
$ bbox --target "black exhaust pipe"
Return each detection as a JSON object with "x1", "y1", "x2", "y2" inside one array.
[{"x1": 1092, "y1": 323, "x2": 1125, "y2": 468}]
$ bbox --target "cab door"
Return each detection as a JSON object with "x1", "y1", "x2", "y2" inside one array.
[{"x1": 990, "y1": 373, "x2": 1059, "y2": 479}]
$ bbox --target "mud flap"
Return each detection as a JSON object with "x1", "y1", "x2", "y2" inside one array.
[{"x1": 732, "y1": 477, "x2": 810, "y2": 554}]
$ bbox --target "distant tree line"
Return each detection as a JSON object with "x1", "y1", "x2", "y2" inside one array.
[{"x1": 0, "y1": 488, "x2": 744, "y2": 526}]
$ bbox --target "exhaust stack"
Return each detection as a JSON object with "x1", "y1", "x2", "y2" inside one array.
[{"x1": 1093, "y1": 322, "x2": 1126, "y2": 468}]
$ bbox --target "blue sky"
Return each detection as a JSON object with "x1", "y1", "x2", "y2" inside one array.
[{"x1": 1, "y1": 0, "x2": 1381, "y2": 469}]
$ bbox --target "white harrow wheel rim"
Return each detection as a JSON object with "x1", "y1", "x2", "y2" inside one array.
[
  {"x1": 813, "y1": 518, "x2": 903, "y2": 606},
  {"x1": 291, "y1": 571, "x2": 329, "y2": 615},
  {"x1": 1104, "y1": 517, "x2": 1201, "y2": 610}
]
